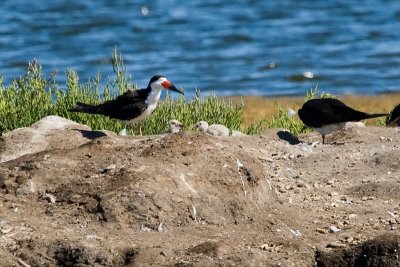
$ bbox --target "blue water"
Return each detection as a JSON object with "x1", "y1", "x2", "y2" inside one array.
[{"x1": 1, "y1": 0, "x2": 400, "y2": 97}]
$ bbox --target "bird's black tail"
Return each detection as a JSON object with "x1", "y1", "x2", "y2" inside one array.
[
  {"x1": 365, "y1": 113, "x2": 389, "y2": 119},
  {"x1": 69, "y1": 102, "x2": 98, "y2": 114}
]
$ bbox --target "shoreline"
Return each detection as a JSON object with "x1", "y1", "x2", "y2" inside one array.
[{"x1": 228, "y1": 93, "x2": 400, "y2": 126}]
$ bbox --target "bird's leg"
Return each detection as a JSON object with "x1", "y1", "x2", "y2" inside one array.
[
  {"x1": 138, "y1": 121, "x2": 142, "y2": 136},
  {"x1": 129, "y1": 124, "x2": 135, "y2": 136},
  {"x1": 322, "y1": 135, "x2": 325, "y2": 144}
]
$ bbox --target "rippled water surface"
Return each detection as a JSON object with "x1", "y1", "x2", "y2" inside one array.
[{"x1": 1, "y1": 0, "x2": 400, "y2": 96}]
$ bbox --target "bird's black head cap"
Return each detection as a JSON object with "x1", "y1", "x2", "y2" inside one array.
[{"x1": 148, "y1": 75, "x2": 165, "y2": 87}]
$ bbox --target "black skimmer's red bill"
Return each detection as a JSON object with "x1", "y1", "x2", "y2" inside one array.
[
  {"x1": 387, "y1": 104, "x2": 400, "y2": 127},
  {"x1": 298, "y1": 98, "x2": 388, "y2": 144},
  {"x1": 69, "y1": 75, "x2": 183, "y2": 136}
]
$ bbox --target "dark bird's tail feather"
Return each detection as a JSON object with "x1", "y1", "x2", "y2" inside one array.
[
  {"x1": 69, "y1": 102, "x2": 98, "y2": 114},
  {"x1": 365, "y1": 113, "x2": 389, "y2": 119}
]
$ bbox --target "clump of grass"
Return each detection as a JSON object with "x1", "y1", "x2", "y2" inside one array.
[
  {"x1": 267, "y1": 106, "x2": 305, "y2": 135},
  {"x1": 245, "y1": 118, "x2": 268, "y2": 135},
  {"x1": 305, "y1": 85, "x2": 336, "y2": 100},
  {"x1": 0, "y1": 48, "x2": 245, "y2": 135},
  {"x1": 0, "y1": 60, "x2": 53, "y2": 132},
  {"x1": 144, "y1": 89, "x2": 242, "y2": 134},
  {"x1": 0, "y1": 54, "x2": 130, "y2": 133},
  {"x1": 261, "y1": 86, "x2": 336, "y2": 135},
  {"x1": 376, "y1": 117, "x2": 387, "y2": 126}
]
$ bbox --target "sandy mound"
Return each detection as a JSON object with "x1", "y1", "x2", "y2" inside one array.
[{"x1": 0, "y1": 116, "x2": 399, "y2": 266}]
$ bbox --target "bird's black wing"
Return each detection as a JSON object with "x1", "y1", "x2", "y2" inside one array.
[
  {"x1": 93, "y1": 89, "x2": 150, "y2": 120},
  {"x1": 114, "y1": 89, "x2": 150, "y2": 104},
  {"x1": 327, "y1": 99, "x2": 371, "y2": 123}
]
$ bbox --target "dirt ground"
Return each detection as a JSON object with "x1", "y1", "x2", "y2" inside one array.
[{"x1": 0, "y1": 116, "x2": 399, "y2": 267}]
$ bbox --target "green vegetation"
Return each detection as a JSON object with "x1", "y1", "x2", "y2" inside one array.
[
  {"x1": 0, "y1": 49, "x2": 246, "y2": 135},
  {"x1": 252, "y1": 86, "x2": 337, "y2": 135},
  {"x1": 2, "y1": 49, "x2": 385, "y2": 137},
  {"x1": 267, "y1": 106, "x2": 305, "y2": 135}
]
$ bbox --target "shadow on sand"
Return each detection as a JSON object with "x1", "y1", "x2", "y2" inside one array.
[
  {"x1": 73, "y1": 129, "x2": 107, "y2": 140},
  {"x1": 277, "y1": 130, "x2": 301, "y2": 145}
]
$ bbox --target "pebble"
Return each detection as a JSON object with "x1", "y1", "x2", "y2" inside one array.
[
  {"x1": 43, "y1": 193, "x2": 56, "y2": 204},
  {"x1": 1, "y1": 227, "x2": 13, "y2": 234},
  {"x1": 102, "y1": 164, "x2": 117, "y2": 173},
  {"x1": 15, "y1": 188, "x2": 26, "y2": 196},
  {"x1": 341, "y1": 196, "x2": 352, "y2": 204},
  {"x1": 329, "y1": 226, "x2": 341, "y2": 233},
  {"x1": 372, "y1": 223, "x2": 381, "y2": 230},
  {"x1": 312, "y1": 196, "x2": 321, "y2": 201},
  {"x1": 260, "y1": 244, "x2": 273, "y2": 251},
  {"x1": 296, "y1": 181, "x2": 307, "y2": 188},
  {"x1": 85, "y1": 235, "x2": 101, "y2": 241},
  {"x1": 316, "y1": 228, "x2": 328, "y2": 234},
  {"x1": 257, "y1": 157, "x2": 274, "y2": 163},
  {"x1": 326, "y1": 179, "x2": 335, "y2": 185},
  {"x1": 158, "y1": 222, "x2": 166, "y2": 232},
  {"x1": 278, "y1": 188, "x2": 287, "y2": 193}
]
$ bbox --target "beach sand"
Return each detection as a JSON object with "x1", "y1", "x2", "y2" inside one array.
[{"x1": 232, "y1": 93, "x2": 400, "y2": 126}]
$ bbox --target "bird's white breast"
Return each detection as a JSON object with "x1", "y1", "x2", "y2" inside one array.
[
  {"x1": 315, "y1": 123, "x2": 346, "y2": 136},
  {"x1": 121, "y1": 89, "x2": 162, "y2": 124}
]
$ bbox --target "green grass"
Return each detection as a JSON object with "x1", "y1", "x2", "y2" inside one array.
[
  {"x1": 0, "y1": 49, "x2": 245, "y2": 135},
  {"x1": 267, "y1": 106, "x2": 305, "y2": 135},
  {"x1": 144, "y1": 89, "x2": 243, "y2": 134},
  {"x1": 245, "y1": 86, "x2": 338, "y2": 135},
  {"x1": 2, "y1": 48, "x2": 383, "y2": 137}
]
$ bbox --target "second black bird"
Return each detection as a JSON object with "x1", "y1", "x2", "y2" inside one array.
[{"x1": 298, "y1": 98, "x2": 388, "y2": 144}]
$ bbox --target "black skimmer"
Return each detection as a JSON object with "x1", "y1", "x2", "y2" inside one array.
[
  {"x1": 298, "y1": 98, "x2": 388, "y2": 144},
  {"x1": 387, "y1": 104, "x2": 400, "y2": 127},
  {"x1": 69, "y1": 75, "x2": 183, "y2": 135}
]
